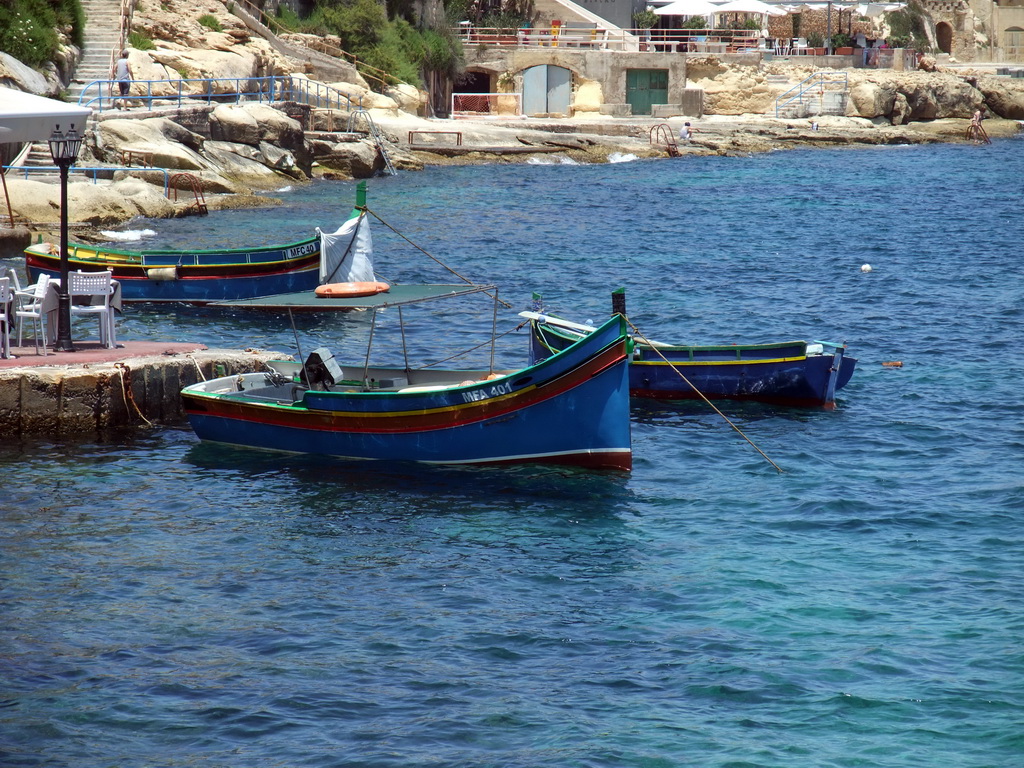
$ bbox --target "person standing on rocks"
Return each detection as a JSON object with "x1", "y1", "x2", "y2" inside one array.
[{"x1": 112, "y1": 50, "x2": 133, "y2": 109}]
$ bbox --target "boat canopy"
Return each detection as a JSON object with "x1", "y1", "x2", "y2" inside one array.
[{"x1": 212, "y1": 283, "x2": 499, "y2": 311}]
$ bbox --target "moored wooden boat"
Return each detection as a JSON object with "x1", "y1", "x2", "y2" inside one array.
[
  {"x1": 24, "y1": 237, "x2": 322, "y2": 304},
  {"x1": 524, "y1": 311, "x2": 856, "y2": 407},
  {"x1": 22, "y1": 186, "x2": 378, "y2": 306},
  {"x1": 181, "y1": 185, "x2": 632, "y2": 469},
  {"x1": 182, "y1": 312, "x2": 632, "y2": 469}
]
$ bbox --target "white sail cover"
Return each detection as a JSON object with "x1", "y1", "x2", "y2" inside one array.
[{"x1": 317, "y1": 212, "x2": 374, "y2": 284}]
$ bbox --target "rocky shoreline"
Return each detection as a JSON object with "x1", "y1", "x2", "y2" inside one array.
[{"x1": 3, "y1": 104, "x2": 1019, "y2": 252}]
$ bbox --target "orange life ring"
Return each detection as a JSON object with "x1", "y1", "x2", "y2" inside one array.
[{"x1": 315, "y1": 281, "x2": 390, "y2": 298}]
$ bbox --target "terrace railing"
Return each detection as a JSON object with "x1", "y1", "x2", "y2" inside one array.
[
  {"x1": 77, "y1": 75, "x2": 359, "y2": 113},
  {"x1": 454, "y1": 26, "x2": 761, "y2": 53}
]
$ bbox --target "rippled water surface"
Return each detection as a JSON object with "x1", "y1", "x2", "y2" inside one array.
[{"x1": 3, "y1": 138, "x2": 1023, "y2": 767}]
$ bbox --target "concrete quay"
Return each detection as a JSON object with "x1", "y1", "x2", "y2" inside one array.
[{"x1": 0, "y1": 341, "x2": 287, "y2": 435}]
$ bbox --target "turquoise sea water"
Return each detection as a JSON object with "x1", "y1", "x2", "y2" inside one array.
[{"x1": 3, "y1": 137, "x2": 1023, "y2": 767}]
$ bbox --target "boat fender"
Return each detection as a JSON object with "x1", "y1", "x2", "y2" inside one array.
[
  {"x1": 145, "y1": 267, "x2": 178, "y2": 281},
  {"x1": 315, "y1": 281, "x2": 390, "y2": 298}
]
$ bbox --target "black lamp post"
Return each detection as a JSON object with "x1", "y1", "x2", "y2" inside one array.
[{"x1": 48, "y1": 123, "x2": 83, "y2": 352}]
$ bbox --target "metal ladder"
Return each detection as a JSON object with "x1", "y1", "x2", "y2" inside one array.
[
  {"x1": 348, "y1": 107, "x2": 397, "y2": 176},
  {"x1": 774, "y1": 71, "x2": 849, "y2": 118}
]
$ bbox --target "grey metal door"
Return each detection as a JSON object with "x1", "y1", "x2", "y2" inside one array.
[{"x1": 522, "y1": 65, "x2": 572, "y2": 116}]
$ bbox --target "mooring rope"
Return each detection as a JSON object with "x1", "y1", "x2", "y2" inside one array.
[
  {"x1": 421, "y1": 319, "x2": 529, "y2": 369},
  {"x1": 113, "y1": 363, "x2": 154, "y2": 427},
  {"x1": 186, "y1": 354, "x2": 206, "y2": 382},
  {"x1": 625, "y1": 318, "x2": 783, "y2": 474},
  {"x1": 363, "y1": 206, "x2": 512, "y2": 309}
]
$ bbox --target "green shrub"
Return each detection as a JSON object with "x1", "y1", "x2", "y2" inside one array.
[
  {"x1": 198, "y1": 14, "x2": 223, "y2": 32},
  {"x1": 679, "y1": 15, "x2": 707, "y2": 30},
  {"x1": 0, "y1": 0, "x2": 86, "y2": 64},
  {"x1": 831, "y1": 32, "x2": 852, "y2": 48},
  {"x1": 632, "y1": 9, "x2": 658, "y2": 30},
  {"x1": 128, "y1": 30, "x2": 156, "y2": 50},
  {"x1": 885, "y1": 0, "x2": 929, "y2": 51},
  {"x1": 275, "y1": 4, "x2": 301, "y2": 30}
]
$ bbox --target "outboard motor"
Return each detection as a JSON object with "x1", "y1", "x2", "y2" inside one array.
[{"x1": 300, "y1": 347, "x2": 343, "y2": 390}]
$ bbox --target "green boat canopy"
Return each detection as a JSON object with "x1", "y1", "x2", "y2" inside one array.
[{"x1": 212, "y1": 283, "x2": 499, "y2": 311}]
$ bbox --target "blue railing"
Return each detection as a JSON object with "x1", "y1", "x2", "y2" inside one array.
[
  {"x1": 774, "y1": 71, "x2": 849, "y2": 118},
  {"x1": 78, "y1": 75, "x2": 359, "y2": 113},
  {"x1": 3, "y1": 165, "x2": 170, "y2": 196}
]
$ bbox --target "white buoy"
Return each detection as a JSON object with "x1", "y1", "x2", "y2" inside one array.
[{"x1": 861, "y1": 264, "x2": 873, "y2": 273}]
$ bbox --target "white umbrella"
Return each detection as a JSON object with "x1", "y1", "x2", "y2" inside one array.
[
  {"x1": 0, "y1": 87, "x2": 91, "y2": 144},
  {"x1": 654, "y1": 0, "x2": 723, "y2": 16},
  {"x1": 713, "y1": 0, "x2": 787, "y2": 15}
]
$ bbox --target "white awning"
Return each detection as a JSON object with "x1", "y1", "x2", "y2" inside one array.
[
  {"x1": 714, "y1": 0, "x2": 788, "y2": 15},
  {"x1": 654, "y1": 0, "x2": 724, "y2": 16},
  {"x1": 0, "y1": 87, "x2": 92, "y2": 144}
]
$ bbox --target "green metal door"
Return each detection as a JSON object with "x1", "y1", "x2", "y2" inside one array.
[{"x1": 626, "y1": 69, "x2": 669, "y2": 116}]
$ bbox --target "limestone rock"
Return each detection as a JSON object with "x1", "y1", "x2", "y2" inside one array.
[
  {"x1": 258, "y1": 140, "x2": 297, "y2": 173},
  {"x1": 315, "y1": 140, "x2": 379, "y2": 178},
  {"x1": 385, "y1": 83, "x2": 427, "y2": 115},
  {"x1": 891, "y1": 92, "x2": 910, "y2": 125},
  {"x1": 201, "y1": 141, "x2": 290, "y2": 187},
  {"x1": 572, "y1": 80, "x2": 603, "y2": 114},
  {"x1": 847, "y1": 81, "x2": 896, "y2": 118},
  {"x1": 0, "y1": 51, "x2": 50, "y2": 94},
  {"x1": 977, "y1": 77, "x2": 1024, "y2": 119},
  {"x1": 148, "y1": 47, "x2": 258, "y2": 83},
  {"x1": 209, "y1": 103, "x2": 303, "y2": 149},
  {"x1": 94, "y1": 118, "x2": 208, "y2": 170},
  {"x1": 893, "y1": 75, "x2": 981, "y2": 119},
  {"x1": 4, "y1": 177, "x2": 175, "y2": 225},
  {"x1": 209, "y1": 104, "x2": 261, "y2": 145}
]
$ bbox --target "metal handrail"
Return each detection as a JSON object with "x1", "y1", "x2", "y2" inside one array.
[
  {"x1": 774, "y1": 71, "x2": 849, "y2": 117},
  {"x1": 4, "y1": 164, "x2": 170, "y2": 196},
  {"x1": 77, "y1": 75, "x2": 359, "y2": 113}
]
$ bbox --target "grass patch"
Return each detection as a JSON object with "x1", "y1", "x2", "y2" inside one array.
[{"x1": 198, "y1": 14, "x2": 223, "y2": 32}]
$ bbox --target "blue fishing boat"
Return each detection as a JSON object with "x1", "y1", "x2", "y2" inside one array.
[
  {"x1": 23, "y1": 215, "x2": 363, "y2": 304},
  {"x1": 523, "y1": 305, "x2": 856, "y2": 408},
  {"x1": 181, "y1": 311, "x2": 631, "y2": 469},
  {"x1": 181, "y1": 187, "x2": 632, "y2": 469}
]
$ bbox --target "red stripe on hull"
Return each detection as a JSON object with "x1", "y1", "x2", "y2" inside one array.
[{"x1": 183, "y1": 344, "x2": 629, "y2": 435}]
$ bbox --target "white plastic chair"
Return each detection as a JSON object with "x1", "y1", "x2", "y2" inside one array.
[
  {"x1": 68, "y1": 270, "x2": 116, "y2": 348},
  {"x1": 14, "y1": 273, "x2": 50, "y2": 356},
  {"x1": 0, "y1": 277, "x2": 12, "y2": 359},
  {"x1": 792, "y1": 37, "x2": 809, "y2": 55}
]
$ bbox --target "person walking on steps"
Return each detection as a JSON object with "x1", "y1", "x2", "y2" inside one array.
[{"x1": 113, "y1": 50, "x2": 133, "y2": 109}]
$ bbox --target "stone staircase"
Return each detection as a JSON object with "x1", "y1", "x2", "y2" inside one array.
[
  {"x1": 12, "y1": 0, "x2": 122, "y2": 174},
  {"x1": 69, "y1": 0, "x2": 123, "y2": 105},
  {"x1": 772, "y1": 73, "x2": 849, "y2": 118}
]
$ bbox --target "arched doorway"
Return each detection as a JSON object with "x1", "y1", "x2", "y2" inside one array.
[
  {"x1": 936, "y1": 21, "x2": 953, "y2": 54},
  {"x1": 522, "y1": 65, "x2": 572, "y2": 117}
]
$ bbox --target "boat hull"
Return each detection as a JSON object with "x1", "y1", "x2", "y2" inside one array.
[
  {"x1": 530, "y1": 321, "x2": 856, "y2": 407},
  {"x1": 25, "y1": 238, "x2": 321, "y2": 304},
  {"x1": 182, "y1": 316, "x2": 632, "y2": 470}
]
